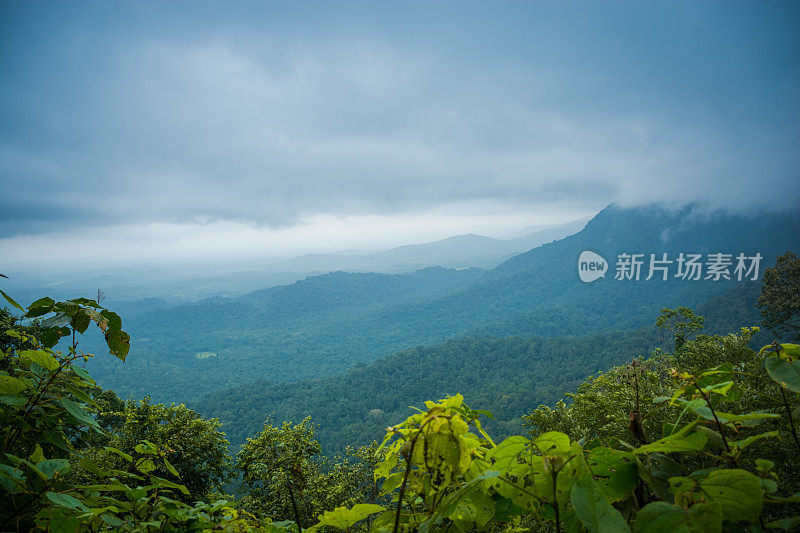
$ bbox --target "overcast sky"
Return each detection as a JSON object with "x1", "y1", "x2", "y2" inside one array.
[{"x1": 1, "y1": 1, "x2": 799, "y2": 267}]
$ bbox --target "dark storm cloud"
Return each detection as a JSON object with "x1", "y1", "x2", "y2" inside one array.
[{"x1": 1, "y1": 0, "x2": 799, "y2": 237}]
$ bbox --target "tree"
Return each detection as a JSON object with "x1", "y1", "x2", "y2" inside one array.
[
  {"x1": 655, "y1": 306, "x2": 704, "y2": 353},
  {"x1": 237, "y1": 417, "x2": 323, "y2": 527},
  {"x1": 235, "y1": 417, "x2": 381, "y2": 528},
  {"x1": 523, "y1": 360, "x2": 671, "y2": 447},
  {"x1": 96, "y1": 397, "x2": 233, "y2": 502},
  {"x1": 758, "y1": 251, "x2": 800, "y2": 341}
]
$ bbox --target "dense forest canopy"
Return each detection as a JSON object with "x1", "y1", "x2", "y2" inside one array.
[
  {"x1": 1, "y1": 250, "x2": 799, "y2": 531},
  {"x1": 194, "y1": 281, "x2": 770, "y2": 452},
  {"x1": 61, "y1": 205, "x2": 800, "y2": 405}
]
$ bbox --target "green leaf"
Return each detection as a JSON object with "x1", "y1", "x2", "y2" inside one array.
[
  {"x1": 766, "y1": 516, "x2": 800, "y2": 531},
  {"x1": 446, "y1": 490, "x2": 495, "y2": 528},
  {"x1": 729, "y1": 431, "x2": 780, "y2": 451},
  {"x1": 163, "y1": 457, "x2": 180, "y2": 477},
  {"x1": 42, "y1": 313, "x2": 71, "y2": 329},
  {"x1": 634, "y1": 423, "x2": 707, "y2": 455},
  {"x1": 71, "y1": 365, "x2": 93, "y2": 383},
  {"x1": 0, "y1": 463, "x2": 26, "y2": 494},
  {"x1": 105, "y1": 446, "x2": 133, "y2": 462},
  {"x1": 308, "y1": 504, "x2": 385, "y2": 531},
  {"x1": 104, "y1": 329, "x2": 130, "y2": 361},
  {"x1": 136, "y1": 458, "x2": 157, "y2": 474},
  {"x1": 416, "y1": 470, "x2": 502, "y2": 530},
  {"x1": 761, "y1": 343, "x2": 800, "y2": 359},
  {"x1": 698, "y1": 469, "x2": 763, "y2": 522},
  {"x1": 59, "y1": 397, "x2": 99, "y2": 429},
  {"x1": 19, "y1": 349, "x2": 60, "y2": 371},
  {"x1": 26, "y1": 297, "x2": 55, "y2": 318},
  {"x1": 0, "y1": 375, "x2": 30, "y2": 395},
  {"x1": 79, "y1": 482, "x2": 129, "y2": 492},
  {"x1": 782, "y1": 344, "x2": 800, "y2": 360},
  {"x1": 41, "y1": 326, "x2": 70, "y2": 348},
  {"x1": 633, "y1": 502, "x2": 721, "y2": 533},
  {"x1": 71, "y1": 310, "x2": 91, "y2": 334},
  {"x1": 0, "y1": 290, "x2": 24, "y2": 311},
  {"x1": 570, "y1": 478, "x2": 630, "y2": 532},
  {"x1": 23, "y1": 459, "x2": 48, "y2": 481},
  {"x1": 585, "y1": 447, "x2": 639, "y2": 502},
  {"x1": 765, "y1": 356, "x2": 800, "y2": 393},
  {"x1": 700, "y1": 381, "x2": 735, "y2": 397},
  {"x1": 78, "y1": 457, "x2": 108, "y2": 477},
  {"x1": 100, "y1": 309, "x2": 122, "y2": 331},
  {"x1": 64, "y1": 384, "x2": 97, "y2": 406},
  {"x1": 486, "y1": 436, "x2": 529, "y2": 470},
  {"x1": 37, "y1": 459, "x2": 70, "y2": 479},
  {"x1": 45, "y1": 492, "x2": 90, "y2": 512},
  {"x1": 134, "y1": 442, "x2": 158, "y2": 454},
  {"x1": 149, "y1": 476, "x2": 190, "y2": 495},
  {"x1": 711, "y1": 411, "x2": 780, "y2": 426},
  {"x1": 0, "y1": 395, "x2": 27, "y2": 406},
  {"x1": 535, "y1": 431, "x2": 572, "y2": 456},
  {"x1": 35, "y1": 506, "x2": 82, "y2": 532},
  {"x1": 30, "y1": 444, "x2": 45, "y2": 463},
  {"x1": 68, "y1": 297, "x2": 102, "y2": 308}
]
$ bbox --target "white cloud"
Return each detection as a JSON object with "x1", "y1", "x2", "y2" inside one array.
[
  {"x1": 0, "y1": 201, "x2": 597, "y2": 270},
  {"x1": 1, "y1": 1, "x2": 798, "y2": 266}
]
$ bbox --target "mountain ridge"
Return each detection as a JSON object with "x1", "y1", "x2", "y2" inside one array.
[
  {"x1": 78, "y1": 204, "x2": 799, "y2": 403},
  {"x1": 194, "y1": 281, "x2": 767, "y2": 452}
]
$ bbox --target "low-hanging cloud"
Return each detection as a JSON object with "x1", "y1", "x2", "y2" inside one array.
[{"x1": 1, "y1": 1, "x2": 798, "y2": 242}]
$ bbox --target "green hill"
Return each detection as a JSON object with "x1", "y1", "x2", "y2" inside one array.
[
  {"x1": 195, "y1": 281, "x2": 767, "y2": 452},
  {"x1": 82, "y1": 205, "x2": 798, "y2": 403}
]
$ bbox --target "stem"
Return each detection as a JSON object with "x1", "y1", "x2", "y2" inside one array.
[
  {"x1": 2, "y1": 353, "x2": 75, "y2": 453},
  {"x1": 773, "y1": 344, "x2": 800, "y2": 452},
  {"x1": 393, "y1": 417, "x2": 437, "y2": 533},
  {"x1": 3, "y1": 327, "x2": 79, "y2": 455},
  {"x1": 286, "y1": 477, "x2": 302, "y2": 532},
  {"x1": 778, "y1": 386, "x2": 800, "y2": 451},
  {"x1": 551, "y1": 459, "x2": 561, "y2": 533},
  {"x1": 546, "y1": 455, "x2": 575, "y2": 533},
  {"x1": 393, "y1": 439, "x2": 417, "y2": 533},
  {"x1": 428, "y1": 491, "x2": 441, "y2": 516},
  {"x1": 691, "y1": 378, "x2": 734, "y2": 463}
]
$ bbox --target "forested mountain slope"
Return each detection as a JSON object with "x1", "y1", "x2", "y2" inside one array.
[
  {"x1": 82, "y1": 205, "x2": 798, "y2": 403},
  {"x1": 195, "y1": 282, "x2": 767, "y2": 452}
]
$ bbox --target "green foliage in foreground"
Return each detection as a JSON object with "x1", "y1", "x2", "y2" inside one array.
[
  {"x1": 2, "y1": 288, "x2": 800, "y2": 532},
  {"x1": 0, "y1": 294, "x2": 294, "y2": 532}
]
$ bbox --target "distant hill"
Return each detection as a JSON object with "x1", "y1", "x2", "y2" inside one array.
[
  {"x1": 266, "y1": 217, "x2": 588, "y2": 273},
  {"x1": 78, "y1": 204, "x2": 799, "y2": 403},
  {"x1": 194, "y1": 281, "x2": 767, "y2": 452},
  {"x1": 0, "y1": 218, "x2": 586, "y2": 304}
]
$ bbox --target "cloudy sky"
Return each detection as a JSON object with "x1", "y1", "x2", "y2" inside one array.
[{"x1": 1, "y1": 1, "x2": 798, "y2": 267}]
